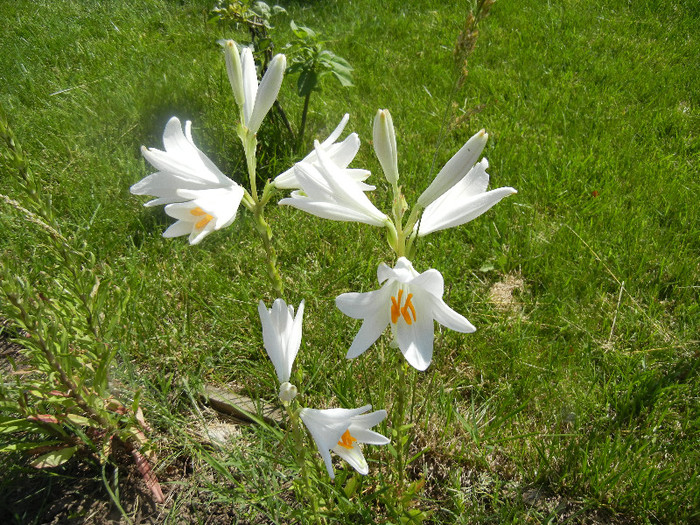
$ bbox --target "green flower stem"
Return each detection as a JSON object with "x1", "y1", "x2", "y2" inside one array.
[
  {"x1": 297, "y1": 89, "x2": 312, "y2": 153},
  {"x1": 237, "y1": 126, "x2": 284, "y2": 298},
  {"x1": 388, "y1": 198, "x2": 423, "y2": 258},
  {"x1": 286, "y1": 403, "x2": 322, "y2": 525},
  {"x1": 240, "y1": 127, "x2": 259, "y2": 202},
  {"x1": 393, "y1": 362, "x2": 408, "y2": 489},
  {"x1": 253, "y1": 200, "x2": 284, "y2": 297},
  {"x1": 402, "y1": 206, "x2": 423, "y2": 260}
]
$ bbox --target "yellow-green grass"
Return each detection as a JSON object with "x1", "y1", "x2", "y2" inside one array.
[{"x1": 1, "y1": 0, "x2": 698, "y2": 522}]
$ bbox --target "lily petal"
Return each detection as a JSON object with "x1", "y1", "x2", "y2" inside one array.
[
  {"x1": 258, "y1": 299, "x2": 304, "y2": 384},
  {"x1": 240, "y1": 47, "x2": 258, "y2": 126},
  {"x1": 331, "y1": 442, "x2": 368, "y2": 475},
  {"x1": 429, "y1": 295, "x2": 476, "y2": 333},
  {"x1": 279, "y1": 146, "x2": 388, "y2": 227},
  {"x1": 337, "y1": 287, "x2": 392, "y2": 359},
  {"x1": 273, "y1": 115, "x2": 361, "y2": 190},
  {"x1": 419, "y1": 186, "x2": 517, "y2": 236}
]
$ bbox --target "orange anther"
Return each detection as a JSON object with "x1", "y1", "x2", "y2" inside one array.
[
  {"x1": 391, "y1": 289, "x2": 417, "y2": 325},
  {"x1": 391, "y1": 289, "x2": 403, "y2": 323},
  {"x1": 190, "y1": 207, "x2": 214, "y2": 229},
  {"x1": 337, "y1": 429, "x2": 357, "y2": 449},
  {"x1": 401, "y1": 293, "x2": 416, "y2": 325}
]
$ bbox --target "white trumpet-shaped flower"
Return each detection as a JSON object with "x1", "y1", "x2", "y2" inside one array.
[
  {"x1": 273, "y1": 114, "x2": 369, "y2": 190},
  {"x1": 258, "y1": 299, "x2": 304, "y2": 396},
  {"x1": 416, "y1": 129, "x2": 489, "y2": 208},
  {"x1": 299, "y1": 404, "x2": 389, "y2": 479},
  {"x1": 131, "y1": 117, "x2": 244, "y2": 245},
  {"x1": 222, "y1": 39, "x2": 286, "y2": 134},
  {"x1": 372, "y1": 109, "x2": 399, "y2": 185},
  {"x1": 162, "y1": 186, "x2": 244, "y2": 245},
  {"x1": 418, "y1": 158, "x2": 517, "y2": 236},
  {"x1": 336, "y1": 257, "x2": 475, "y2": 371},
  {"x1": 278, "y1": 141, "x2": 390, "y2": 227}
]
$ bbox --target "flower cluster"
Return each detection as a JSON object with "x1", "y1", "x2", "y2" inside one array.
[
  {"x1": 279, "y1": 108, "x2": 517, "y2": 371},
  {"x1": 131, "y1": 41, "x2": 286, "y2": 245},
  {"x1": 130, "y1": 38, "x2": 518, "y2": 483}
]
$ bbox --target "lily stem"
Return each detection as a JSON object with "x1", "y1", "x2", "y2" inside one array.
[
  {"x1": 287, "y1": 404, "x2": 322, "y2": 524},
  {"x1": 253, "y1": 200, "x2": 284, "y2": 298},
  {"x1": 297, "y1": 89, "x2": 312, "y2": 154},
  {"x1": 394, "y1": 362, "x2": 407, "y2": 491},
  {"x1": 239, "y1": 127, "x2": 284, "y2": 298}
]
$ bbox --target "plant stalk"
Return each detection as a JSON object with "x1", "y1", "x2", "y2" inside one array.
[{"x1": 297, "y1": 90, "x2": 312, "y2": 153}]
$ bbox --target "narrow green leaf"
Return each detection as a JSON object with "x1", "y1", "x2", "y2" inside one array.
[
  {"x1": 64, "y1": 414, "x2": 96, "y2": 427},
  {"x1": 0, "y1": 418, "x2": 41, "y2": 434},
  {"x1": 0, "y1": 440, "x2": 61, "y2": 453}
]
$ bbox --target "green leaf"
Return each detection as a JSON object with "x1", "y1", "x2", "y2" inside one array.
[
  {"x1": 297, "y1": 69, "x2": 318, "y2": 97},
  {"x1": 330, "y1": 55, "x2": 353, "y2": 71},
  {"x1": 253, "y1": 1, "x2": 271, "y2": 18},
  {"x1": 0, "y1": 440, "x2": 61, "y2": 453},
  {"x1": 64, "y1": 414, "x2": 96, "y2": 427},
  {"x1": 30, "y1": 446, "x2": 77, "y2": 468},
  {"x1": 399, "y1": 509, "x2": 432, "y2": 525},
  {"x1": 332, "y1": 69, "x2": 354, "y2": 88},
  {"x1": 0, "y1": 418, "x2": 42, "y2": 434},
  {"x1": 290, "y1": 20, "x2": 315, "y2": 39},
  {"x1": 343, "y1": 475, "x2": 359, "y2": 498},
  {"x1": 287, "y1": 62, "x2": 305, "y2": 74},
  {"x1": 0, "y1": 401, "x2": 20, "y2": 412}
]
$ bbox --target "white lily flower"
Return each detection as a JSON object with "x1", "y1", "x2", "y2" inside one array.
[
  {"x1": 336, "y1": 257, "x2": 475, "y2": 371},
  {"x1": 299, "y1": 404, "x2": 389, "y2": 479},
  {"x1": 221, "y1": 40, "x2": 286, "y2": 134},
  {"x1": 273, "y1": 114, "x2": 368, "y2": 190},
  {"x1": 258, "y1": 299, "x2": 304, "y2": 389},
  {"x1": 131, "y1": 117, "x2": 244, "y2": 245},
  {"x1": 162, "y1": 186, "x2": 244, "y2": 245},
  {"x1": 278, "y1": 141, "x2": 390, "y2": 227},
  {"x1": 416, "y1": 129, "x2": 489, "y2": 208},
  {"x1": 418, "y1": 158, "x2": 517, "y2": 236},
  {"x1": 372, "y1": 109, "x2": 399, "y2": 185}
]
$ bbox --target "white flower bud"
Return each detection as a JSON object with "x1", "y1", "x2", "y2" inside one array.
[{"x1": 278, "y1": 382, "x2": 298, "y2": 403}]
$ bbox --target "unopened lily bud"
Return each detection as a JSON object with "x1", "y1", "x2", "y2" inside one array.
[
  {"x1": 221, "y1": 40, "x2": 245, "y2": 109},
  {"x1": 247, "y1": 53, "x2": 286, "y2": 134},
  {"x1": 417, "y1": 129, "x2": 488, "y2": 208},
  {"x1": 279, "y1": 382, "x2": 298, "y2": 403},
  {"x1": 372, "y1": 109, "x2": 399, "y2": 185}
]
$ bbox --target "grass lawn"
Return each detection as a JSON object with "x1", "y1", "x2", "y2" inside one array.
[{"x1": 1, "y1": 0, "x2": 698, "y2": 523}]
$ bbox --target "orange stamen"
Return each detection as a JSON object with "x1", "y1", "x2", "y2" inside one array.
[
  {"x1": 401, "y1": 293, "x2": 416, "y2": 325},
  {"x1": 190, "y1": 207, "x2": 214, "y2": 230},
  {"x1": 391, "y1": 289, "x2": 403, "y2": 323},
  {"x1": 337, "y1": 429, "x2": 357, "y2": 449},
  {"x1": 390, "y1": 289, "x2": 417, "y2": 325}
]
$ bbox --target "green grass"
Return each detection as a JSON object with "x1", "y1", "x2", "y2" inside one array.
[{"x1": 1, "y1": 0, "x2": 699, "y2": 523}]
